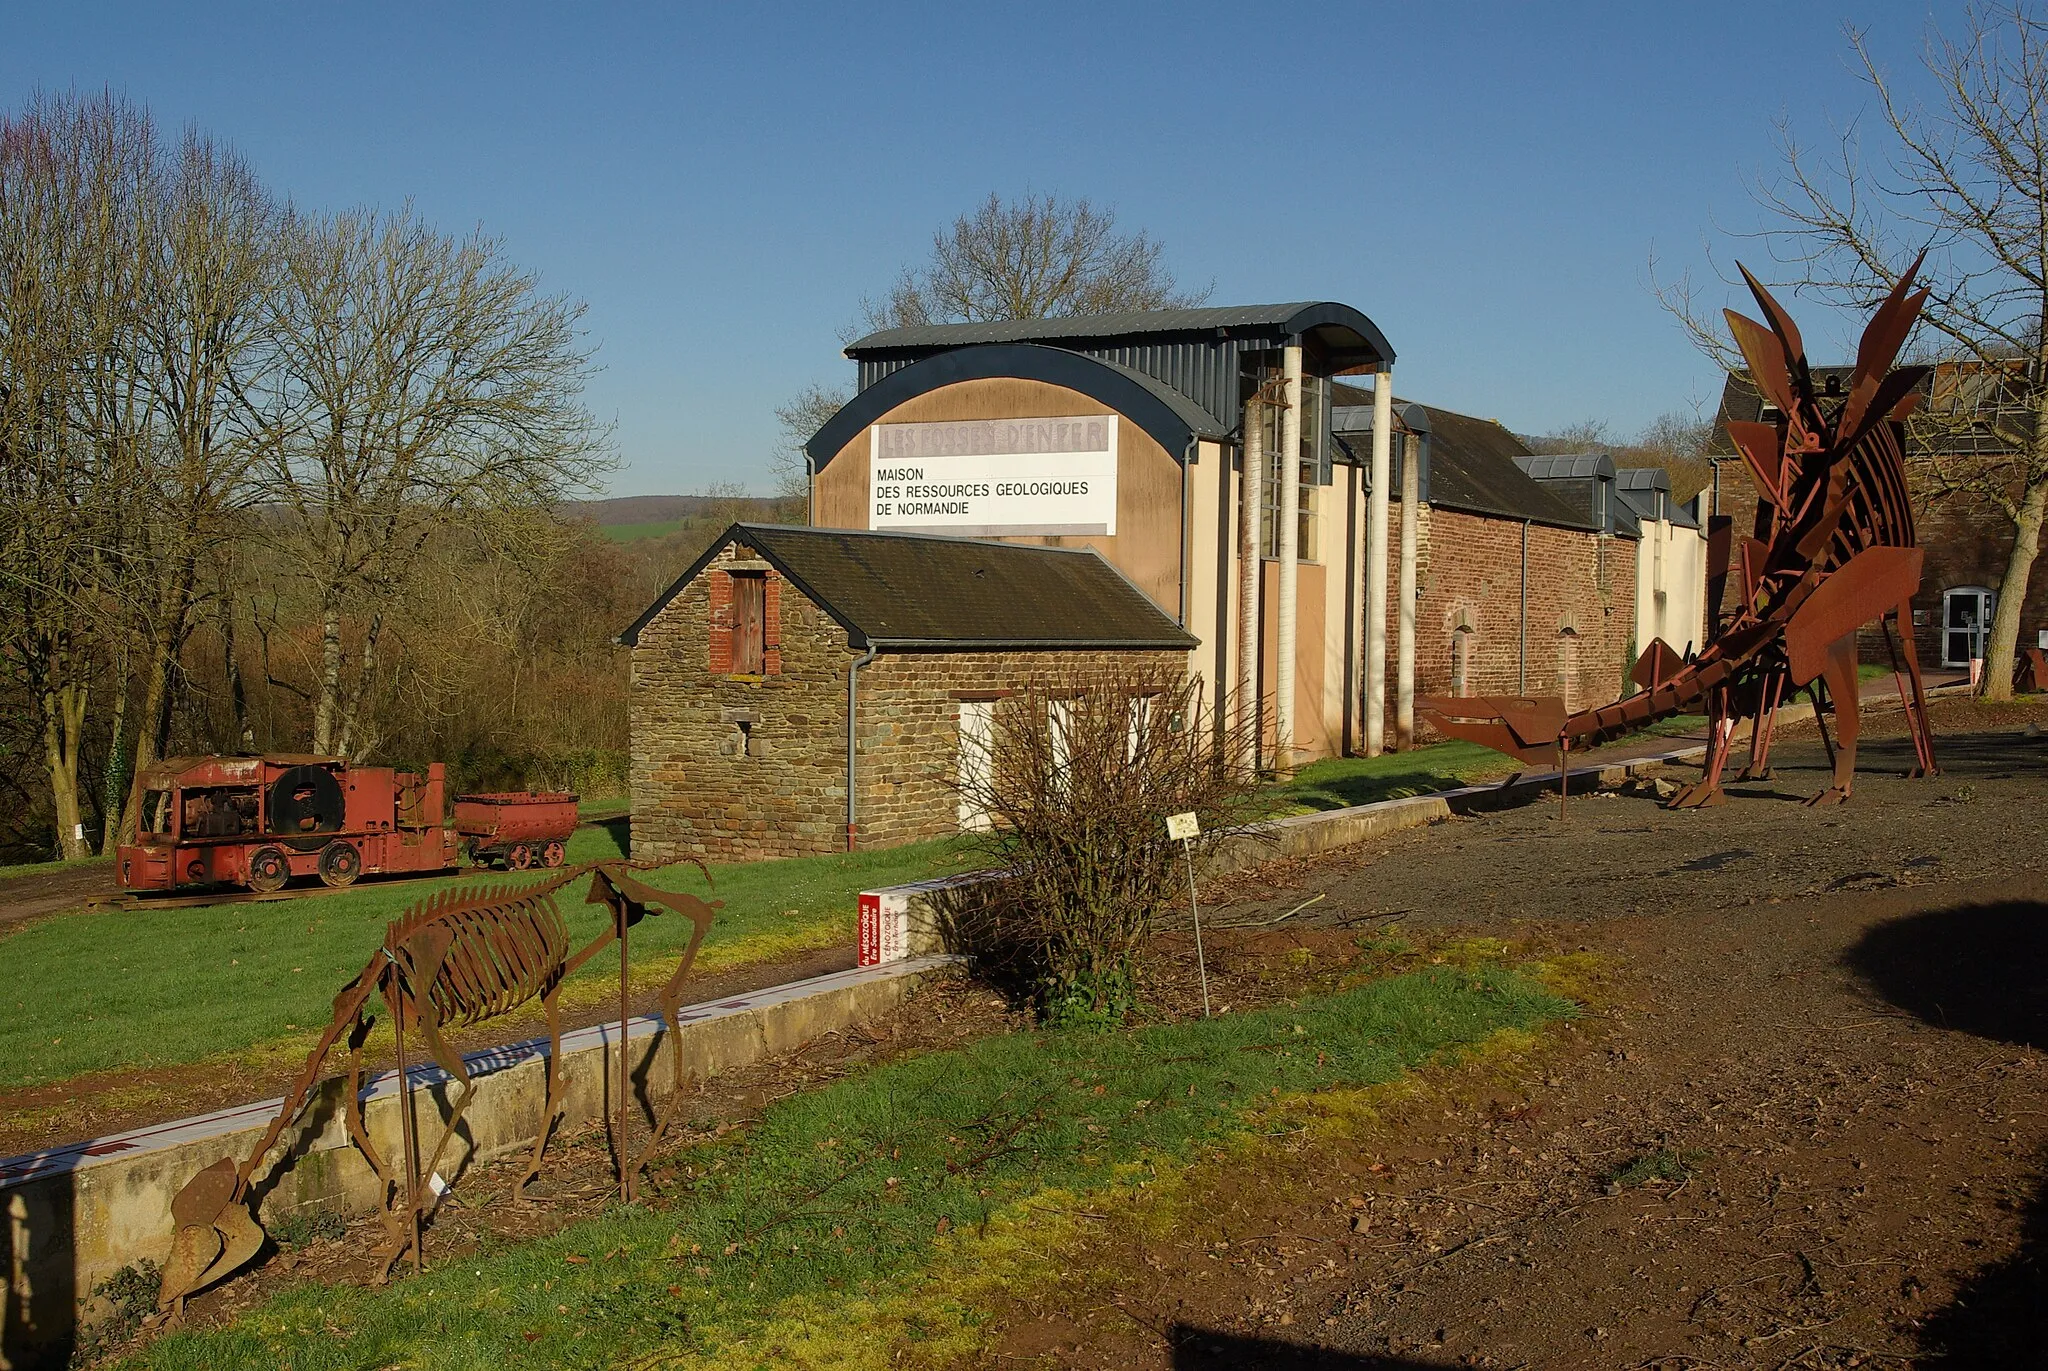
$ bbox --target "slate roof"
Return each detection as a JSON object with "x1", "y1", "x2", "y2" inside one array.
[
  {"x1": 618, "y1": 524, "x2": 1197, "y2": 651},
  {"x1": 1328, "y1": 384, "x2": 1595, "y2": 530}
]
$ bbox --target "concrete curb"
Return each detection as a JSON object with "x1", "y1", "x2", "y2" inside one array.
[{"x1": 0, "y1": 954, "x2": 959, "y2": 1366}]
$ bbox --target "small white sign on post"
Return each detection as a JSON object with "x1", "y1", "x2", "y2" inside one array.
[{"x1": 1166, "y1": 811, "x2": 1210, "y2": 1015}]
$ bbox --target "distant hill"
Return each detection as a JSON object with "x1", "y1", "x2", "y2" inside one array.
[{"x1": 566, "y1": 494, "x2": 792, "y2": 527}]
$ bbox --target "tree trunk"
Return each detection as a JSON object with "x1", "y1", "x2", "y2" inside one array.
[
  {"x1": 99, "y1": 638, "x2": 130, "y2": 855},
  {"x1": 314, "y1": 593, "x2": 343, "y2": 754},
  {"x1": 1983, "y1": 472, "x2": 2048, "y2": 701},
  {"x1": 118, "y1": 552, "x2": 199, "y2": 842},
  {"x1": 336, "y1": 611, "x2": 381, "y2": 760},
  {"x1": 43, "y1": 675, "x2": 90, "y2": 861},
  {"x1": 223, "y1": 593, "x2": 254, "y2": 751}
]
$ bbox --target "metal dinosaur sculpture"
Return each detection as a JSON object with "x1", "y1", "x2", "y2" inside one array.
[
  {"x1": 1421, "y1": 259, "x2": 1939, "y2": 807},
  {"x1": 155, "y1": 860, "x2": 720, "y2": 1315}
]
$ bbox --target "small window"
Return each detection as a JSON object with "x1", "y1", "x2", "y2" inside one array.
[{"x1": 730, "y1": 572, "x2": 766, "y2": 675}]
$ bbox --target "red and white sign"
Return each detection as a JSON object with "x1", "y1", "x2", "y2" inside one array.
[{"x1": 858, "y1": 890, "x2": 912, "y2": 967}]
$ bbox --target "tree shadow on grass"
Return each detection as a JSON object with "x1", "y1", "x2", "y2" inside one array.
[
  {"x1": 1845, "y1": 900, "x2": 2048, "y2": 1361},
  {"x1": 1168, "y1": 1325, "x2": 1449, "y2": 1368}
]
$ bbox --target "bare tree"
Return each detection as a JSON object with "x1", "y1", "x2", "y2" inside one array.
[
  {"x1": 116, "y1": 124, "x2": 278, "y2": 837},
  {"x1": 265, "y1": 204, "x2": 613, "y2": 757},
  {"x1": 1667, "y1": 2, "x2": 2048, "y2": 697},
  {"x1": 1521, "y1": 418, "x2": 1615, "y2": 455},
  {"x1": 770, "y1": 380, "x2": 846, "y2": 504},
  {"x1": 0, "y1": 92, "x2": 157, "y2": 859},
  {"x1": 861, "y1": 191, "x2": 1210, "y2": 331},
  {"x1": 946, "y1": 671, "x2": 1253, "y2": 1024}
]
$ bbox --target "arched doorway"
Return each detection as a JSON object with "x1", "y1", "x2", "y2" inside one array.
[{"x1": 1942, "y1": 586, "x2": 1996, "y2": 666}]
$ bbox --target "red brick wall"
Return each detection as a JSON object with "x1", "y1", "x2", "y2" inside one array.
[{"x1": 1395, "y1": 507, "x2": 1638, "y2": 714}]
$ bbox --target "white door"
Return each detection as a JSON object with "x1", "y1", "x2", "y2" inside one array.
[
  {"x1": 1943, "y1": 587, "x2": 1996, "y2": 666},
  {"x1": 956, "y1": 700, "x2": 994, "y2": 832}
]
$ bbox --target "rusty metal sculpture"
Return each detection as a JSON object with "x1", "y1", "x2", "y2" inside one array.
[
  {"x1": 1422, "y1": 260, "x2": 1939, "y2": 807},
  {"x1": 155, "y1": 860, "x2": 720, "y2": 1315}
]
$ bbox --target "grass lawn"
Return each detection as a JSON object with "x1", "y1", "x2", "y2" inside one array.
[
  {"x1": 0, "y1": 853, "x2": 112, "y2": 882},
  {"x1": 0, "y1": 830, "x2": 978, "y2": 1090},
  {"x1": 126, "y1": 959, "x2": 1573, "y2": 1371}
]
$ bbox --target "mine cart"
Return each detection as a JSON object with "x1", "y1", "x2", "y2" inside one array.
[
  {"x1": 117, "y1": 756, "x2": 462, "y2": 894},
  {"x1": 452, "y1": 792, "x2": 579, "y2": 869}
]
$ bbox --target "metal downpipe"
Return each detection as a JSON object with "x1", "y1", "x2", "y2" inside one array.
[{"x1": 846, "y1": 643, "x2": 878, "y2": 850}]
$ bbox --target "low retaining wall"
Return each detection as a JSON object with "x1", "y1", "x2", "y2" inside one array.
[{"x1": 0, "y1": 955, "x2": 958, "y2": 1368}]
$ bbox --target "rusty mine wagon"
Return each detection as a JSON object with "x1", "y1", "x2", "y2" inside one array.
[
  {"x1": 450, "y1": 791, "x2": 579, "y2": 870},
  {"x1": 115, "y1": 756, "x2": 578, "y2": 895}
]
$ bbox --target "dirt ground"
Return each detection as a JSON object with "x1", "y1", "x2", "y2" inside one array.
[{"x1": 972, "y1": 698, "x2": 2048, "y2": 1368}]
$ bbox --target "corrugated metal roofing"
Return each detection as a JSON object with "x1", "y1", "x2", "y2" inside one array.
[
  {"x1": 844, "y1": 303, "x2": 1392, "y2": 441},
  {"x1": 1616, "y1": 466, "x2": 1670, "y2": 493},
  {"x1": 846, "y1": 303, "x2": 1367, "y2": 353},
  {"x1": 1517, "y1": 453, "x2": 1618, "y2": 481},
  {"x1": 618, "y1": 524, "x2": 1197, "y2": 651}
]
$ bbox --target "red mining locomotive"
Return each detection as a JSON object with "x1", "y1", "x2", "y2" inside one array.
[{"x1": 116, "y1": 756, "x2": 580, "y2": 895}]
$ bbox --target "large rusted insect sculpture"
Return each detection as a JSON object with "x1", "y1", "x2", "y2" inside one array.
[
  {"x1": 1423, "y1": 259, "x2": 1939, "y2": 806},
  {"x1": 155, "y1": 860, "x2": 720, "y2": 1315}
]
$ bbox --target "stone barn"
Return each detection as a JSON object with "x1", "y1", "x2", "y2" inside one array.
[{"x1": 619, "y1": 523, "x2": 1194, "y2": 861}]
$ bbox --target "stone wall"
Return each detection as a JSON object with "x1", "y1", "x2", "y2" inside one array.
[
  {"x1": 630, "y1": 542, "x2": 1190, "y2": 860},
  {"x1": 853, "y1": 649, "x2": 1188, "y2": 848},
  {"x1": 630, "y1": 543, "x2": 853, "y2": 862}
]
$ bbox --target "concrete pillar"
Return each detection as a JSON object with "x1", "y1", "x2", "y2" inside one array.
[
  {"x1": 1396, "y1": 430, "x2": 1419, "y2": 750},
  {"x1": 1238, "y1": 397, "x2": 1264, "y2": 772},
  {"x1": 1365, "y1": 369, "x2": 1392, "y2": 756},
  {"x1": 1276, "y1": 345, "x2": 1302, "y2": 773}
]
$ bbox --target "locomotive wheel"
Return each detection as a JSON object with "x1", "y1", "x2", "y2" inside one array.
[
  {"x1": 508, "y1": 844, "x2": 533, "y2": 871},
  {"x1": 246, "y1": 846, "x2": 290, "y2": 894},
  {"x1": 542, "y1": 841, "x2": 565, "y2": 868},
  {"x1": 317, "y1": 841, "x2": 362, "y2": 888}
]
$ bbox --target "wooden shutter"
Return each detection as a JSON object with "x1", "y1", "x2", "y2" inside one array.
[{"x1": 732, "y1": 572, "x2": 765, "y2": 674}]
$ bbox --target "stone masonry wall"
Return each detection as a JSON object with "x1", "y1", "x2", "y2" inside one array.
[
  {"x1": 631, "y1": 542, "x2": 1191, "y2": 860},
  {"x1": 853, "y1": 649, "x2": 1189, "y2": 849},
  {"x1": 630, "y1": 543, "x2": 852, "y2": 862}
]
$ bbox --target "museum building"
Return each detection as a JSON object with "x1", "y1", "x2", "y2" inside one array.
[{"x1": 625, "y1": 303, "x2": 1679, "y2": 858}]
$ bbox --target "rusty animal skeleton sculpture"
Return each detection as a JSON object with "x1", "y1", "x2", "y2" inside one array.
[
  {"x1": 155, "y1": 860, "x2": 720, "y2": 1315},
  {"x1": 1421, "y1": 260, "x2": 1939, "y2": 806}
]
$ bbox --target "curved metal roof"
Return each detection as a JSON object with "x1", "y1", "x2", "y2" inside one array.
[
  {"x1": 844, "y1": 301, "x2": 1394, "y2": 369},
  {"x1": 804, "y1": 342, "x2": 1226, "y2": 471},
  {"x1": 1615, "y1": 465, "x2": 1670, "y2": 493},
  {"x1": 1516, "y1": 453, "x2": 1618, "y2": 481}
]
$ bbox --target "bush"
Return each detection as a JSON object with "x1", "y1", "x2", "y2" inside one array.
[{"x1": 949, "y1": 670, "x2": 1255, "y2": 1025}]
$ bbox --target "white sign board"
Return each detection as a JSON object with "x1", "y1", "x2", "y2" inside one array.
[
  {"x1": 870, "y1": 416, "x2": 1118, "y2": 537},
  {"x1": 1165, "y1": 811, "x2": 1200, "y2": 841}
]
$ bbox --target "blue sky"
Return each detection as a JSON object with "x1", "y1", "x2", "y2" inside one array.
[{"x1": 6, "y1": 2, "x2": 1969, "y2": 496}]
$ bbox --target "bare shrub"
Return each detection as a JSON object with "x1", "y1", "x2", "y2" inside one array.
[{"x1": 948, "y1": 669, "x2": 1255, "y2": 1025}]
